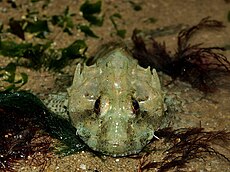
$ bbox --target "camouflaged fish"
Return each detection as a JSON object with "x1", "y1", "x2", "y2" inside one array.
[{"x1": 45, "y1": 43, "x2": 166, "y2": 157}]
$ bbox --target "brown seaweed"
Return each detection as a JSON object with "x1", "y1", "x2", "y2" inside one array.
[{"x1": 132, "y1": 17, "x2": 230, "y2": 92}]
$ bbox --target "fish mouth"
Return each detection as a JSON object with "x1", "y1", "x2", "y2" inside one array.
[
  {"x1": 92, "y1": 145, "x2": 142, "y2": 157},
  {"x1": 77, "y1": 129, "x2": 154, "y2": 157},
  {"x1": 76, "y1": 124, "x2": 154, "y2": 157},
  {"x1": 107, "y1": 150, "x2": 141, "y2": 157},
  {"x1": 85, "y1": 139, "x2": 145, "y2": 157}
]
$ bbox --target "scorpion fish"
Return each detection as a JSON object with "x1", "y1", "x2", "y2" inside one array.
[{"x1": 45, "y1": 43, "x2": 167, "y2": 157}]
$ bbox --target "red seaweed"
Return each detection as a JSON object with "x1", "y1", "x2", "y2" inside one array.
[
  {"x1": 132, "y1": 17, "x2": 230, "y2": 92},
  {"x1": 0, "y1": 101, "x2": 52, "y2": 171},
  {"x1": 138, "y1": 127, "x2": 230, "y2": 172},
  {"x1": 0, "y1": 91, "x2": 86, "y2": 171}
]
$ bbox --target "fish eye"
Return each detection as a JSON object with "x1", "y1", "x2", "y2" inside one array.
[
  {"x1": 94, "y1": 97, "x2": 101, "y2": 114},
  {"x1": 132, "y1": 98, "x2": 140, "y2": 114}
]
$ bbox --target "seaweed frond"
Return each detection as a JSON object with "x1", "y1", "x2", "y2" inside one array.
[
  {"x1": 0, "y1": 91, "x2": 86, "y2": 171},
  {"x1": 138, "y1": 127, "x2": 230, "y2": 172},
  {"x1": 132, "y1": 17, "x2": 230, "y2": 92},
  {"x1": 0, "y1": 105, "x2": 52, "y2": 171}
]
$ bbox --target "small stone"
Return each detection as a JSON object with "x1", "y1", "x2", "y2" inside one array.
[{"x1": 80, "y1": 164, "x2": 86, "y2": 170}]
